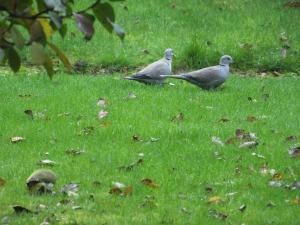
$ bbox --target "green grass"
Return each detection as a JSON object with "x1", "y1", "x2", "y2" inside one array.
[
  {"x1": 41, "y1": 0, "x2": 300, "y2": 73},
  {"x1": 1, "y1": 73, "x2": 300, "y2": 224}
]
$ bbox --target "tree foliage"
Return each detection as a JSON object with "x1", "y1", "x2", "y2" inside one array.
[{"x1": 0, "y1": 0, "x2": 125, "y2": 78}]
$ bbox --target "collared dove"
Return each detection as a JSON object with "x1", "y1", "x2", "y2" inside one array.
[
  {"x1": 123, "y1": 48, "x2": 174, "y2": 85},
  {"x1": 161, "y1": 55, "x2": 233, "y2": 90}
]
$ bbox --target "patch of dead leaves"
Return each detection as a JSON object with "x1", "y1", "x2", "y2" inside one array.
[{"x1": 171, "y1": 112, "x2": 184, "y2": 122}]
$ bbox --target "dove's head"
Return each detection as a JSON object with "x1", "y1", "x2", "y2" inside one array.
[
  {"x1": 220, "y1": 55, "x2": 233, "y2": 65},
  {"x1": 164, "y1": 48, "x2": 174, "y2": 60}
]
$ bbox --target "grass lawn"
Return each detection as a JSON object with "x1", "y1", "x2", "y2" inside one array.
[
  {"x1": 1, "y1": 0, "x2": 300, "y2": 224},
  {"x1": 1, "y1": 73, "x2": 300, "y2": 224}
]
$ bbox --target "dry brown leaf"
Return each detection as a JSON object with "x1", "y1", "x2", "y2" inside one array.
[
  {"x1": 123, "y1": 185, "x2": 133, "y2": 196},
  {"x1": 11, "y1": 136, "x2": 25, "y2": 143},
  {"x1": 208, "y1": 196, "x2": 223, "y2": 204},
  {"x1": 290, "y1": 196, "x2": 299, "y2": 205},
  {"x1": 289, "y1": 147, "x2": 300, "y2": 158},
  {"x1": 272, "y1": 172, "x2": 283, "y2": 181},
  {"x1": 247, "y1": 115, "x2": 257, "y2": 122},
  {"x1": 240, "y1": 43, "x2": 253, "y2": 50},
  {"x1": 286, "y1": 135, "x2": 297, "y2": 142},
  {"x1": 171, "y1": 112, "x2": 184, "y2": 122},
  {"x1": 285, "y1": 2, "x2": 300, "y2": 8},
  {"x1": 0, "y1": 177, "x2": 6, "y2": 186},
  {"x1": 218, "y1": 118, "x2": 230, "y2": 123},
  {"x1": 118, "y1": 158, "x2": 143, "y2": 171},
  {"x1": 141, "y1": 178, "x2": 159, "y2": 188}
]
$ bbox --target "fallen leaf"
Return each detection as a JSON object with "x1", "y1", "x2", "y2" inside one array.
[
  {"x1": 239, "y1": 204, "x2": 247, "y2": 212},
  {"x1": 289, "y1": 147, "x2": 300, "y2": 158},
  {"x1": 205, "y1": 185, "x2": 213, "y2": 193},
  {"x1": 65, "y1": 148, "x2": 85, "y2": 156},
  {"x1": 251, "y1": 152, "x2": 265, "y2": 159},
  {"x1": 285, "y1": 2, "x2": 300, "y2": 8},
  {"x1": 92, "y1": 181, "x2": 101, "y2": 187},
  {"x1": 181, "y1": 207, "x2": 191, "y2": 215},
  {"x1": 247, "y1": 115, "x2": 257, "y2": 122},
  {"x1": 0, "y1": 177, "x2": 6, "y2": 186},
  {"x1": 272, "y1": 172, "x2": 283, "y2": 181},
  {"x1": 10, "y1": 136, "x2": 25, "y2": 143},
  {"x1": 171, "y1": 112, "x2": 184, "y2": 122},
  {"x1": 240, "y1": 42, "x2": 253, "y2": 50},
  {"x1": 61, "y1": 183, "x2": 79, "y2": 196},
  {"x1": 125, "y1": 92, "x2": 137, "y2": 100},
  {"x1": 286, "y1": 135, "x2": 297, "y2": 142},
  {"x1": 112, "y1": 182, "x2": 126, "y2": 189},
  {"x1": 208, "y1": 209, "x2": 228, "y2": 220},
  {"x1": 248, "y1": 96, "x2": 257, "y2": 102},
  {"x1": 38, "y1": 159, "x2": 56, "y2": 166},
  {"x1": 72, "y1": 206, "x2": 82, "y2": 210},
  {"x1": 285, "y1": 181, "x2": 300, "y2": 190},
  {"x1": 36, "y1": 204, "x2": 47, "y2": 212},
  {"x1": 150, "y1": 137, "x2": 160, "y2": 142},
  {"x1": 211, "y1": 136, "x2": 224, "y2": 146},
  {"x1": 218, "y1": 118, "x2": 230, "y2": 123},
  {"x1": 290, "y1": 196, "x2": 299, "y2": 205},
  {"x1": 57, "y1": 112, "x2": 70, "y2": 117},
  {"x1": 141, "y1": 178, "x2": 159, "y2": 188},
  {"x1": 24, "y1": 109, "x2": 33, "y2": 119},
  {"x1": 123, "y1": 185, "x2": 133, "y2": 196},
  {"x1": 118, "y1": 158, "x2": 143, "y2": 171},
  {"x1": 208, "y1": 196, "x2": 224, "y2": 204},
  {"x1": 239, "y1": 141, "x2": 258, "y2": 148},
  {"x1": 268, "y1": 180, "x2": 282, "y2": 188},
  {"x1": 132, "y1": 134, "x2": 143, "y2": 142},
  {"x1": 109, "y1": 187, "x2": 122, "y2": 194},
  {"x1": 97, "y1": 110, "x2": 108, "y2": 120},
  {"x1": 80, "y1": 126, "x2": 94, "y2": 135},
  {"x1": 18, "y1": 94, "x2": 31, "y2": 98},
  {"x1": 96, "y1": 98, "x2": 107, "y2": 107},
  {"x1": 266, "y1": 201, "x2": 276, "y2": 207},
  {"x1": 13, "y1": 205, "x2": 33, "y2": 214}
]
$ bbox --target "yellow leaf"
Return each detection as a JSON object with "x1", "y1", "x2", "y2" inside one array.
[
  {"x1": 38, "y1": 19, "x2": 53, "y2": 38},
  {"x1": 208, "y1": 196, "x2": 223, "y2": 204}
]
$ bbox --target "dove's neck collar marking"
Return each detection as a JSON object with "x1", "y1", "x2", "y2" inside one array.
[
  {"x1": 219, "y1": 63, "x2": 228, "y2": 67},
  {"x1": 166, "y1": 56, "x2": 172, "y2": 61}
]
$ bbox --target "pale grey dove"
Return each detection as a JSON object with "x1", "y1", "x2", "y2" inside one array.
[
  {"x1": 161, "y1": 55, "x2": 233, "y2": 90},
  {"x1": 123, "y1": 48, "x2": 174, "y2": 85}
]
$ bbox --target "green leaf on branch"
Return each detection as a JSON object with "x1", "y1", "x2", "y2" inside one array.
[
  {"x1": 43, "y1": 55, "x2": 54, "y2": 78},
  {"x1": 48, "y1": 42, "x2": 72, "y2": 71},
  {"x1": 44, "y1": 0, "x2": 65, "y2": 13},
  {"x1": 5, "y1": 47, "x2": 21, "y2": 72},
  {"x1": 49, "y1": 11, "x2": 62, "y2": 29},
  {"x1": 30, "y1": 20, "x2": 47, "y2": 44},
  {"x1": 10, "y1": 27, "x2": 26, "y2": 49},
  {"x1": 74, "y1": 13, "x2": 95, "y2": 40},
  {"x1": 93, "y1": 2, "x2": 115, "y2": 33},
  {"x1": 31, "y1": 42, "x2": 54, "y2": 78}
]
